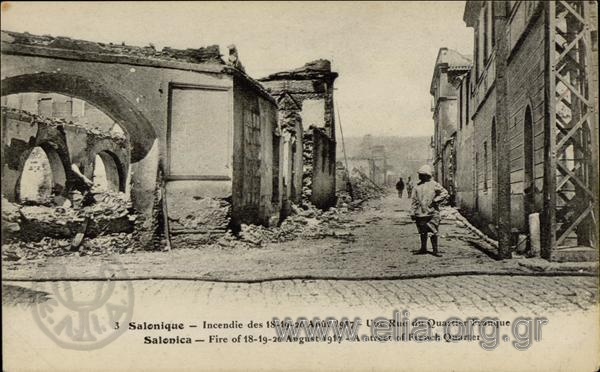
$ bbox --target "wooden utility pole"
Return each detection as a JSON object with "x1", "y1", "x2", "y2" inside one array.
[
  {"x1": 336, "y1": 102, "x2": 354, "y2": 198},
  {"x1": 494, "y1": 1, "x2": 512, "y2": 259},
  {"x1": 542, "y1": 1, "x2": 557, "y2": 257}
]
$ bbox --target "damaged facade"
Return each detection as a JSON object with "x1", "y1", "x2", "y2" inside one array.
[
  {"x1": 0, "y1": 30, "x2": 305, "y2": 248},
  {"x1": 1, "y1": 107, "x2": 133, "y2": 241},
  {"x1": 259, "y1": 60, "x2": 339, "y2": 209},
  {"x1": 430, "y1": 48, "x2": 472, "y2": 204},
  {"x1": 344, "y1": 145, "x2": 389, "y2": 187},
  {"x1": 432, "y1": 1, "x2": 599, "y2": 261}
]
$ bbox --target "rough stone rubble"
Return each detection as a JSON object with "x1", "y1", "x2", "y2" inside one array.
[
  {"x1": 217, "y1": 168, "x2": 386, "y2": 249},
  {"x1": 1, "y1": 30, "x2": 224, "y2": 65},
  {"x1": 2, "y1": 152, "x2": 389, "y2": 259}
]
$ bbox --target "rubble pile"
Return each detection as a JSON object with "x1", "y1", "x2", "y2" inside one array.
[
  {"x1": 2, "y1": 237, "x2": 73, "y2": 261},
  {"x1": 218, "y1": 202, "x2": 354, "y2": 248},
  {"x1": 83, "y1": 192, "x2": 136, "y2": 236},
  {"x1": 3, "y1": 30, "x2": 224, "y2": 65},
  {"x1": 18, "y1": 205, "x2": 84, "y2": 241},
  {"x1": 1, "y1": 197, "x2": 22, "y2": 238},
  {"x1": 10, "y1": 191, "x2": 135, "y2": 242},
  {"x1": 1, "y1": 233, "x2": 137, "y2": 261},
  {"x1": 2, "y1": 189, "x2": 137, "y2": 262},
  {"x1": 347, "y1": 169, "x2": 386, "y2": 201},
  {"x1": 261, "y1": 60, "x2": 336, "y2": 81},
  {"x1": 335, "y1": 190, "x2": 354, "y2": 209},
  {"x1": 77, "y1": 233, "x2": 137, "y2": 256}
]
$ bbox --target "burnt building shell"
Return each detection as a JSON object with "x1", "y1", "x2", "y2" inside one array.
[
  {"x1": 259, "y1": 60, "x2": 339, "y2": 209},
  {"x1": 1, "y1": 30, "x2": 286, "y2": 248}
]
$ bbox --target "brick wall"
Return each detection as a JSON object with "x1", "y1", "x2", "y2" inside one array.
[
  {"x1": 506, "y1": 8, "x2": 546, "y2": 231},
  {"x1": 471, "y1": 88, "x2": 496, "y2": 226}
]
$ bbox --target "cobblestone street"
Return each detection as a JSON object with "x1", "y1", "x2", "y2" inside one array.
[{"x1": 3, "y1": 274, "x2": 598, "y2": 315}]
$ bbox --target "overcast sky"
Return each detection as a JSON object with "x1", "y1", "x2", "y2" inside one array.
[{"x1": 1, "y1": 1, "x2": 473, "y2": 139}]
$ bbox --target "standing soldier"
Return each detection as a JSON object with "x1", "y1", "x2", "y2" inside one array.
[
  {"x1": 406, "y1": 176, "x2": 414, "y2": 198},
  {"x1": 410, "y1": 165, "x2": 448, "y2": 256},
  {"x1": 395, "y1": 177, "x2": 405, "y2": 198}
]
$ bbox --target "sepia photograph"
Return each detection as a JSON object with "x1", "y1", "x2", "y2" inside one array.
[{"x1": 1, "y1": 1, "x2": 599, "y2": 371}]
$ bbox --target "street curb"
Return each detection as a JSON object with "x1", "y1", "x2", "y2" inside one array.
[{"x1": 2, "y1": 269, "x2": 598, "y2": 284}]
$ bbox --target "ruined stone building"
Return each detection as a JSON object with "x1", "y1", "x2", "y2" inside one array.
[
  {"x1": 429, "y1": 48, "x2": 472, "y2": 204},
  {"x1": 1, "y1": 30, "x2": 289, "y2": 248},
  {"x1": 433, "y1": 1, "x2": 598, "y2": 261},
  {"x1": 370, "y1": 145, "x2": 388, "y2": 186},
  {"x1": 343, "y1": 146, "x2": 388, "y2": 188},
  {"x1": 259, "y1": 60, "x2": 339, "y2": 209},
  {"x1": 2, "y1": 106, "x2": 130, "y2": 201}
]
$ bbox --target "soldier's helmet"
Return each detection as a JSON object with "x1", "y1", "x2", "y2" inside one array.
[{"x1": 417, "y1": 164, "x2": 433, "y2": 176}]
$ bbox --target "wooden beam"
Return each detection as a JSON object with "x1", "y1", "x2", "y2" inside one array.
[
  {"x1": 542, "y1": 1, "x2": 557, "y2": 258},
  {"x1": 557, "y1": 205, "x2": 592, "y2": 246},
  {"x1": 582, "y1": 0, "x2": 599, "y2": 248}
]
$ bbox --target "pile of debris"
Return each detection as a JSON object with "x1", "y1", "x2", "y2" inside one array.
[
  {"x1": 2, "y1": 190, "x2": 137, "y2": 260},
  {"x1": 215, "y1": 202, "x2": 355, "y2": 249},
  {"x1": 2, "y1": 233, "x2": 137, "y2": 261},
  {"x1": 19, "y1": 205, "x2": 84, "y2": 241},
  {"x1": 5, "y1": 191, "x2": 135, "y2": 242},
  {"x1": 215, "y1": 161, "x2": 390, "y2": 249},
  {"x1": 3, "y1": 30, "x2": 225, "y2": 66},
  {"x1": 82, "y1": 192, "x2": 136, "y2": 235},
  {"x1": 347, "y1": 169, "x2": 386, "y2": 201}
]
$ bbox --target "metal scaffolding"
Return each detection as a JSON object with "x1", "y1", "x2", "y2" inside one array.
[{"x1": 543, "y1": 1, "x2": 599, "y2": 257}]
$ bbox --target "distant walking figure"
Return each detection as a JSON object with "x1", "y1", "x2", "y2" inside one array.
[
  {"x1": 396, "y1": 177, "x2": 405, "y2": 198},
  {"x1": 410, "y1": 165, "x2": 448, "y2": 257},
  {"x1": 406, "y1": 176, "x2": 414, "y2": 198}
]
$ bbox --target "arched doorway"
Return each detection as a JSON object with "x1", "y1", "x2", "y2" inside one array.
[
  {"x1": 523, "y1": 105, "x2": 535, "y2": 223},
  {"x1": 18, "y1": 145, "x2": 67, "y2": 204},
  {"x1": 1, "y1": 73, "x2": 156, "y2": 161},
  {"x1": 93, "y1": 151, "x2": 125, "y2": 193}
]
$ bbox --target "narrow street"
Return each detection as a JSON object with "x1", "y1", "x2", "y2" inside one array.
[
  {"x1": 4, "y1": 192, "x2": 540, "y2": 281},
  {"x1": 3, "y1": 191, "x2": 597, "y2": 314},
  {"x1": 2, "y1": 3, "x2": 599, "y2": 371}
]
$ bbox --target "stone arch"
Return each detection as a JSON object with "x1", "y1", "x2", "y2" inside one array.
[
  {"x1": 16, "y1": 143, "x2": 68, "y2": 202},
  {"x1": 93, "y1": 150, "x2": 126, "y2": 193},
  {"x1": 1, "y1": 72, "x2": 156, "y2": 162},
  {"x1": 87, "y1": 138, "x2": 129, "y2": 194}
]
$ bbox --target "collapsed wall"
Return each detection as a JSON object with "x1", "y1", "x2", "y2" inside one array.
[
  {"x1": 259, "y1": 60, "x2": 339, "y2": 210},
  {"x1": 1, "y1": 107, "x2": 134, "y2": 244},
  {"x1": 302, "y1": 127, "x2": 336, "y2": 208}
]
